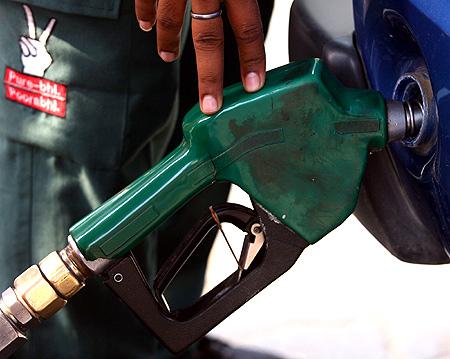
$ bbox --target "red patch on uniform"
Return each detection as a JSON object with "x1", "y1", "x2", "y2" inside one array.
[{"x1": 3, "y1": 67, "x2": 66, "y2": 118}]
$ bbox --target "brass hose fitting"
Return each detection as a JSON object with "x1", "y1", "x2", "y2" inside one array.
[{"x1": 0, "y1": 238, "x2": 110, "y2": 358}]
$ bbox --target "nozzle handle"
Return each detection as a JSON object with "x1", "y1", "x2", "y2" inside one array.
[
  {"x1": 71, "y1": 59, "x2": 388, "y2": 260},
  {"x1": 70, "y1": 144, "x2": 215, "y2": 260}
]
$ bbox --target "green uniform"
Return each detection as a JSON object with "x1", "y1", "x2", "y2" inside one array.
[
  {"x1": 0, "y1": 0, "x2": 273, "y2": 357},
  {"x1": 0, "y1": 1, "x2": 181, "y2": 357}
]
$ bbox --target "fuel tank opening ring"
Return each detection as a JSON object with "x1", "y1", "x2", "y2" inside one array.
[{"x1": 393, "y1": 68, "x2": 438, "y2": 154}]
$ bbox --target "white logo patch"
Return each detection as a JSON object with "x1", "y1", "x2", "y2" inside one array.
[
  {"x1": 19, "y1": 5, "x2": 56, "y2": 77},
  {"x1": 3, "y1": 5, "x2": 66, "y2": 117}
]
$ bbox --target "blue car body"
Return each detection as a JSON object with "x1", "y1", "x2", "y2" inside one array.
[{"x1": 354, "y1": 0, "x2": 450, "y2": 254}]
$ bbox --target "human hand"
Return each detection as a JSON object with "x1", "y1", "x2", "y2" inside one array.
[
  {"x1": 135, "y1": 0, "x2": 266, "y2": 115},
  {"x1": 20, "y1": 5, "x2": 56, "y2": 77}
]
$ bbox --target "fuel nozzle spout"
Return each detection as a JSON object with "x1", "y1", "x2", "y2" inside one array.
[{"x1": 387, "y1": 100, "x2": 425, "y2": 143}]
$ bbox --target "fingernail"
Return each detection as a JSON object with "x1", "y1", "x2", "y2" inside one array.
[
  {"x1": 139, "y1": 21, "x2": 153, "y2": 32},
  {"x1": 202, "y1": 95, "x2": 218, "y2": 114},
  {"x1": 160, "y1": 51, "x2": 177, "y2": 62},
  {"x1": 245, "y1": 72, "x2": 261, "y2": 92}
]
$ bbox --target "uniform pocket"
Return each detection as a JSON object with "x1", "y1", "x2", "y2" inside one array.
[
  {"x1": 0, "y1": 0, "x2": 179, "y2": 170},
  {"x1": 9, "y1": 0, "x2": 121, "y2": 19}
]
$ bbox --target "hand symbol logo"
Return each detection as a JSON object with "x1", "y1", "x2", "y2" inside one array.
[{"x1": 19, "y1": 5, "x2": 56, "y2": 77}]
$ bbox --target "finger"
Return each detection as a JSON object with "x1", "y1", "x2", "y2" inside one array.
[
  {"x1": 39, "y1": 18, "x2": 56, "y2": 45},
  {"x1": 19, "y1": 41, "x2": 30, "y2": 57},
  {"x1": 225, "y1": 0, "x2": 266, "y2": 93},
  {"x1": 135, "y1": 0, "x2": 157, "y2": 31},
  {"x1": 23, "y1": 5, "x2": 36, "y2": 39},
  {"x1": 192, "y1": 0, "x2": 224, "y2": 114},
  {"x1": 156, "y1": 0, "x2": 187, "y2": 62},
  {"x1": 20, "y1": 36, "x2": 37, "y2": 56}
]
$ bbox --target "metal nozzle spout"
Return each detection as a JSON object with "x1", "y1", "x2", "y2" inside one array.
[{"x1": 387, "y1": 100, "x2": 424, "y2": 142}]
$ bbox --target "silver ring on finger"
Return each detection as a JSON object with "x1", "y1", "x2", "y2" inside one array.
[{"x1": 190, "y1": 9, "x2": 222, "y2": 20}]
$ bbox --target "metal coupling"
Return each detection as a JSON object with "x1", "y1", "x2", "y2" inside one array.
[
  {"x1": 387, "y1": 100, "x2": 424, "y2": 142},
  {"x1": 0, "y1": 310, "x2": 26, "y2": 359},
  {"x1": 0, "y1": 238, "x2": 106, "y2": 358}
]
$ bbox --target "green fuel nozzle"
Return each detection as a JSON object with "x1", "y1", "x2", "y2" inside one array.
[
  {"x1": 0, "y1": 59, "x2": 423, "y2": 357},
  {"x1": 70, "y1": 59, "x2": 393, "y2": 260}
]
